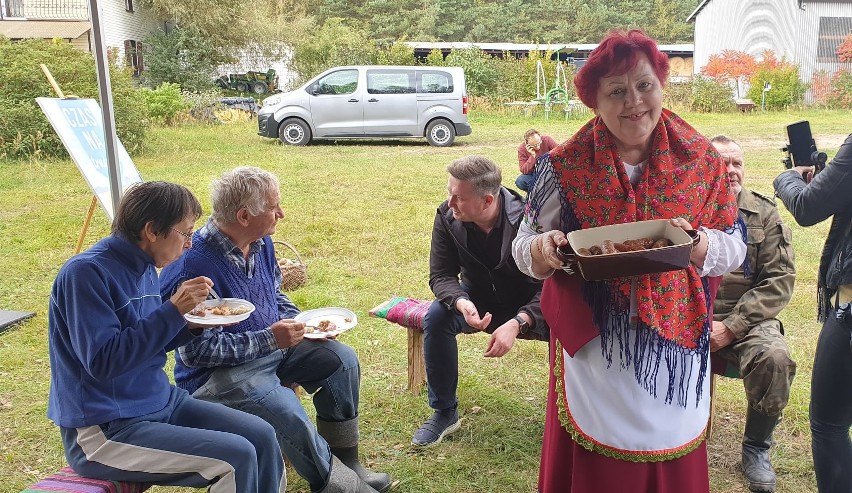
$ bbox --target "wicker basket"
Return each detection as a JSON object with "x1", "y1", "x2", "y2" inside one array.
[{"x1": 274, "y1": 240, "x2": 308, "y2": 291}]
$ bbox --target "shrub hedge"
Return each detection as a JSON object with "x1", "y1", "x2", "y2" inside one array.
[
  {"x1": 0, "y1": 37, "x2": 149, "y2": 160},
  {"x1": 2, "y1": 35, "x2": 844, "y2": 161},
  {"x1": 141, "y1": 82, "x2": 189, "y2": 125},
  {"x1": 825, "y1": 69, "x2": 852, "y2": 109},
  {"x1": 746, "y1": 65, "x2": 808, "y2": 110}
]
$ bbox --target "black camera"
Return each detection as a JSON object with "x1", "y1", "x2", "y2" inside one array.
[{"x1": 781, "y1": 120, "x2": 827, "y2": 172}]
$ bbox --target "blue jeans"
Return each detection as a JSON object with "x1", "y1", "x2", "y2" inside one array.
[
  {"x1": 422, "y1": 299, "x2": 515, "y2": 411},
  {"x1": 515, "y1": 173, "x2": 535, "y2": 192},
  {"x1": 193, "y1": 340, "x2": 360, "y2": 491},
  {"x1": 61, "y1": 386, "x2": 285, "y2": 493},
  {"x1": 811, "y1": 308, "x2": 852, "y2": 493}
]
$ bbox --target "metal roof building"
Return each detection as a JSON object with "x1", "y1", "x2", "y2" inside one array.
[
  {"x1": 688, "y1": 0, "x2": 852, "y2": 96},
  {"x1": 404, "y1": 42, "x2": 696, "y2": 78},
  {"x1": 405, "y1": 41, "x2": 694, "y2": 59}
]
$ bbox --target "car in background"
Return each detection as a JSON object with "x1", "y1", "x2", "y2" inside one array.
[{"x1": 257, "y1": 65, "x2": 471, "y2": 147}]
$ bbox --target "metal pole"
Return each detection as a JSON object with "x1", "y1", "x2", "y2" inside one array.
[{"x1": 88, "y1": 0, "x2": 122, "y2": 215}]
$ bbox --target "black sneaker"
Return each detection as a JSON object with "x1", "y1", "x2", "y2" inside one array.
[{"x1": 411, "y1": 409, "x2": 461, "y2": 448}]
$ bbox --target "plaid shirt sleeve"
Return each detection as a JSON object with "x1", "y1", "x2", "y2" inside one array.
[
  {"x1": 177, "y1": 228, "x2": 295, "y2": 368},
  {"x1": 177, "y1": 326, "x2": 279, "y2": 368}
]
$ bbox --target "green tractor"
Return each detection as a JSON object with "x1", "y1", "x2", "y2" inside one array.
[{"x1": 216, "y1": 69, "x2": 278, "y2": 95}]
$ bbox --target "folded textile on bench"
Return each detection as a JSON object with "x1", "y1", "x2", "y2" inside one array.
[
  {"x1": 369, "y1": 297, "x2": 432, "y2": 331},
  {"x1": 22, "y1": 466, "x2": 149, "y2": 493}
]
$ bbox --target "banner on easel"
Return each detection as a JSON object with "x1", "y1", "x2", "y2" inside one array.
[{"x1": 36, "y1": 97, "x2": 143, "y2": 220}]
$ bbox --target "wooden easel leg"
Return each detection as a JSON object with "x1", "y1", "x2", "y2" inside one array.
[
  {"x1": 75, "y1": 196, "x2": 97, "y2": 254},
  {"x1": 408, "y1": 329, "x2": 426, "y2": 395}
]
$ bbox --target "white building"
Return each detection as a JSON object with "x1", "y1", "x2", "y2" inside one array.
[
  {"x1": 688, "y1": 0, "x2": 852, "y2": 98},
  {"x1": 0, "y1": 0, "x2": 166, "y2": 75}
]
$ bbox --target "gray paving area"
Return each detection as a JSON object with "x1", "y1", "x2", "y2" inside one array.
[{"x1": 0, "y1": 310, "x2": 35, "y2": 333}]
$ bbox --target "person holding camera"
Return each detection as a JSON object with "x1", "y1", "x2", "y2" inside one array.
[
  {"x1": 711, "y1": 135, "x2": 796, "y2": 493},
  {"x1": 773, "y1": 134, "x2": 852, "y2": 493},
  {"x1": 516, "y1": 129, "x2": 558, "y2": 192}
]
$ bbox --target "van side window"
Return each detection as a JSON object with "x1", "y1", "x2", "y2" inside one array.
[
  {"x1": 367, "y1": 70, "x2": 415, "y2": 94},
  {"x1": 314, "y1": 70, "x2": 359, "y2": 95},
  {"x1": 417, "y1": 71, "x2": 454, "y2": 93}
]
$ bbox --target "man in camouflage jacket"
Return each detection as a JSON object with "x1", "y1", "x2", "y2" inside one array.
[{"x1": 711, "y1": 136, "x2": 797, "y2": 493}]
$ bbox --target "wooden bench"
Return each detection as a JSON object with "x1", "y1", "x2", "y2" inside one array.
[
  {"x1": 564, "y1": 99, "x2": 591, "y2": 119},
  {"x1": 21, "y1": 467, "x2": 149, "y2": 493},
  {"x1": 735, "y1": 98, "x2": 756, "y2": 112},
  {"x1": 503, "y1": 101, "x2": 542, "y2": 117},
  {"x1": 370, "y1": 297, "x2": 547, "y2": 394}
]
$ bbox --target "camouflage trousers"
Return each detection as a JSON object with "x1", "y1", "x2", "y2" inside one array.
[{"x1": 714, "y1": 318, "x2": 797, "y2": 416}]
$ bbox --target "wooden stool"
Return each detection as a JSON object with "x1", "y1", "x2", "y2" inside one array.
[
  {"x1": 707, "y1": 355, "x2": 743, "y2": 440},
  {"x1": 370, "y1": 297, "x2": 548, "y2": 395},
  {"x1": 403, "y1": 324, "x2": 548, "y2": 395},
  {"x1": 369, "y1": 297, "x2": 433, "y2": 395},
  {"x1": 407, "y1": 327, "x2": 427, "y2": 395}
]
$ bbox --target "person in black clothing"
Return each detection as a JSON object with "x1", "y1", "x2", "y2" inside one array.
[
  {"x1": 773, "y1": 134, "x2": 852, "y2": 493},
  {"x1": 411, "y1": 155, "x2": 547, "y2": 448}
]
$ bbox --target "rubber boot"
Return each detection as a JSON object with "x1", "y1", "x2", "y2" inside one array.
[
  {"x1": 317, "y1": 417, "x2": 393, "y2": 493},
  {"x1": 742, "y1": 408, "x2": 780, "y2": 493},
  {"x1": 319, "y1": 456, "x2": 379, "y2": 493}
]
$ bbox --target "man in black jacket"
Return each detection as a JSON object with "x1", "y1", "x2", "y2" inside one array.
[
  {"x1": 412, "y1": 155, "x2": 547, "y2": 448},
  {"x1": 774, "y1": 134, "x2": 852, "y2": 493}
]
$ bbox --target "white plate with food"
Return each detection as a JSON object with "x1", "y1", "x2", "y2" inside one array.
[
  {"x1": 295, "y1": 307, "x2": 358, "y2": 339},
  {"x1": 184, "y1": 298, "x2": 256, "y2": 326}
]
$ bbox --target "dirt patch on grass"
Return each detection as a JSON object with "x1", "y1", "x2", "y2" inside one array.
[{"x1": 738, "y1": 134, "x2": 848, "y2": 153}]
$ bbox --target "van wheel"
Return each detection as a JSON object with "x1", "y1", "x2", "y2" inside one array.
[
  {"x1": 278, "y1": 119, "x2": 312, "y2": 146},
  {"x1": 426, "y1": 119, "x2": 456, "y2": 147}
]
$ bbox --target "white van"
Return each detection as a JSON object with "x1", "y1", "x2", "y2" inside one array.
[{"x1": 257, "y1": 65, "x2": 471, "y2": 147}]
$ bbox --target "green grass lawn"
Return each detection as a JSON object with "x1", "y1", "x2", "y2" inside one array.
[{"x1": 1, "y1": 108, "x2": 849, "y2": 492}]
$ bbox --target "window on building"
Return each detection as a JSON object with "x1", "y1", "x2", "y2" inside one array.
[
  {"x1": 3, "y1": 0, "x2": 26, "y2": 18},
  {"x1": 124, "y1": 40, "x2": 143, "y2": 76},
  {"x1": 817, "y1": 17, "x2": 852, "y2": 63},
  {"x1": 125, "y1": 0, "x2": 134, "y2": 12}
]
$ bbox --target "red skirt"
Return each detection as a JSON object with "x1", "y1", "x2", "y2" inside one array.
[{"x1": 538, "y1": 339, "x2": 710, "y2": 493}]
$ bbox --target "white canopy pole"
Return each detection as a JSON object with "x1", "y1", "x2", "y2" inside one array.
[{"x1": 87, "y1": 0, "x2": 121, "y2": 215}]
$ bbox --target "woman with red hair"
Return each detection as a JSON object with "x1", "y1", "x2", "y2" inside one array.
[{"x1": 512, "y1": 30, "x2": 747, "y2": 492}]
